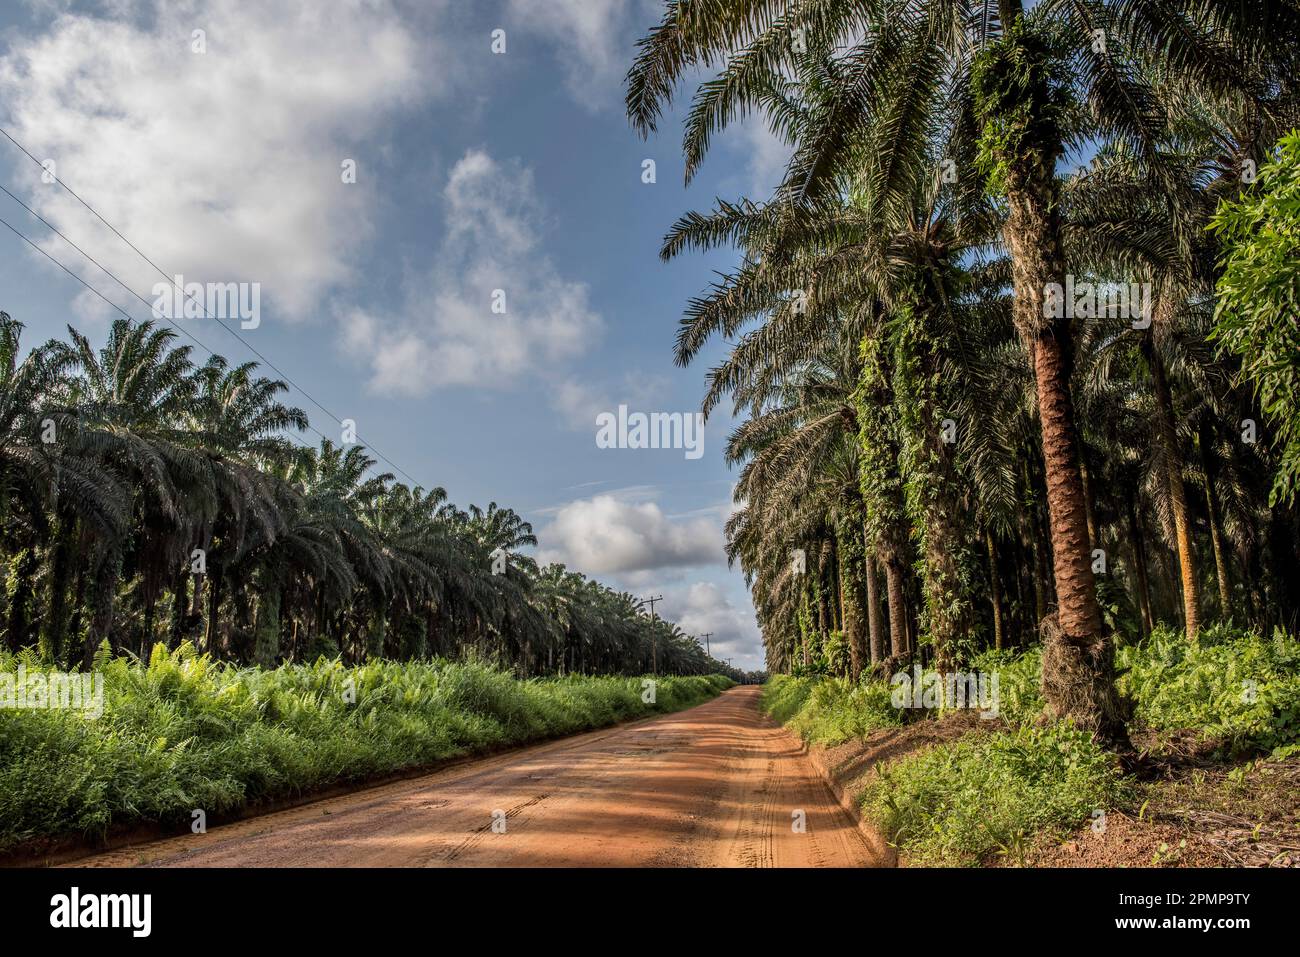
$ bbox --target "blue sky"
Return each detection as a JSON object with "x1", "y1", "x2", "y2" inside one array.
[{"x1": 0, "y1": 0, "x2": 789, "y2": 670}]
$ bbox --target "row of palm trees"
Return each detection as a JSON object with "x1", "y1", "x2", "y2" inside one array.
[
  {"x1": 628, "y1": 0, "x2": 1300, "y2": 740},
  {"x1": 0, "y1": 313, "x2": 728, "y2": 678}
]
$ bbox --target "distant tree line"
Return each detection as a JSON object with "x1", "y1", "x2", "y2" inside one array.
[{"x1": 0, "y1": 314, "x2": 736, "y2": 679}]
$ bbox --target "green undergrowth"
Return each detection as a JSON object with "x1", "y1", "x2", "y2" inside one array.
[
  {"x1": 762, "y1": 669, "x2": 1120, "y2": 865},
  {"x1": 762, "y1": 674, "x2": 901, "y2": 745},
  {"x1": 860, "y1": 722, "x2": 1129, "y2": 866},
  {"x1": 761, "y1": 623, "x2": 1300, "y2": 865},
  {"x1": 0, "y1": 643, "x2": 732, "y2": 851},
  {"x1": 1118, "y1": 623, "x2": 1300, "y2": 758}
]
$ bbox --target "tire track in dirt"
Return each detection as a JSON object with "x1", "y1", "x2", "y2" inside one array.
[{"x1": 72, "y1": 686, "x2": 878, "y2": 868}]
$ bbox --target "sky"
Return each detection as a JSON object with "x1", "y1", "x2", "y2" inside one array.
[{"x1": 0, "y1": 0, "x2": 792, "y2": 671}]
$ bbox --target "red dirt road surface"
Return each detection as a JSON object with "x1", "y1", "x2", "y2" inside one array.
[{"x1": 75, "y1": 686, "x2": 878, "y2": 868}]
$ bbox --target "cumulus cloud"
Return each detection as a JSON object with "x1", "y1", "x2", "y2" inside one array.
[
  {"x1": 344, "y1": 149, "x2": 603, "y2": 395},
  {"x1": 668, "y1": 580, "x2": 763, "y2": 668},
  {"x1": 537, "y1": 494, "x2": 723, "y2": 575},
  {"x1": 0, "y1": 0, "x2": 450, "y2": 320}
]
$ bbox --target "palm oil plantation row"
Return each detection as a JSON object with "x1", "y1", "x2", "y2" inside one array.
[
  {"x1": 0, "y1": 313, "x2": 735, "y2": 680},
  {"x1": 626, "y1": 0, "x2": 1300, "y2": 742}
]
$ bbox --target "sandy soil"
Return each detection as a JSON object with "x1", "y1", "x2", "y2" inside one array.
[{"x1": 73, "y1": 686, "x2": 878, "y2": 868}]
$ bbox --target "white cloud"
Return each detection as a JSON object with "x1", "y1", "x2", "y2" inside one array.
[
  {"x1": 537, "y1": 493, "x2": 723, "y2": 575},
  {"x1": 0, "y1": 0, "x2": 451, "y2": 320},
  {"x1": 552, "y1": 370, "x2": 669, "y2": 431},
  {"x1": 345, "y1": 149, "x2": 602, "y2": 395},
  {"x1": 668, "y1": 580, "x2": 763, "y2": 669},
  {"x1": 69, "y1": 285, "x2": 116, "y2": 327}
]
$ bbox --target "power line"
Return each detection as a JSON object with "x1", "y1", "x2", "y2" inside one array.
[{"x1": 0, "y1": 125, "x2": 425, "y2": 489}]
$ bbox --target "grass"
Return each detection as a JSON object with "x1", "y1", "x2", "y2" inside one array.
[
  {"x1": 0, "y1": 643, "x2": 732, "y2": 851},
  {"x1": 761, "y1": 674, "x2": 901, "y2": 745},
  {"x1": 761, "y1": 666, "x2": 1124, "y2": 865}
]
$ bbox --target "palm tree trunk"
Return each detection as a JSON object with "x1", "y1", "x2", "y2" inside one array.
[
  {"x1": 170, "y1": 570, "x2": 189, "y2": 647},
  {"x1": 5, "y1": 547, "x2": 37, "y2": 654},
  {"x1": 836, "y1": 514, "x2": 868, "y2": 680},
  {"x1": 884, "y1": 559, "x2": 908, "y2": 657},
  {"x1": 69, "y1": 562, "x2": 88, "y2": 664},
  {"x1": 204, "y1": 564, "x2": 224, "y2": 658},
  {"x1": 1199, "y1": 434, "x2": 1232, "y2": 614},
  {"x1": 84, "y1": 546, "x2": 121, "y2": 668},
  {"x1": 1011, "y1": 546, "x2": 1028, "y2": 647},
  {"x1": 795, "y1": 587, "x2": 806, "y2": 670},
  {"x1": 1020, "y1": 531, "x2": 1042, "y2": 629},
  {"x1": 1147, "y1": 338, "x2": 1199, "y2": 639},
  {"x1": 42, "y1": 519, "x2": 75, "y2": 663},
  {"x1": 865, "y1": 551, "x2": 884, "y2": 666},
  {"x1": 1205, "y1": 482, "x2": 1231, "y2": 614},
  {"x1": 141, "y1": 597, "x2": 157, "y2": 658},
  {"x1": 1079, "y1": 456, "x2": 1099, "y2": 549},
  {"x1": 1029, "y1": 332, "x2": 1104, "y2": 639},
  {"x1": 987, "y1": 529, "x2": 1004, "y2": 650},
  {"x1": 903, "y1": 340, "x2": 968, "y2": 674},
  {"x1": 816, "y1": 538, "x2": 833, "y2": 639},
  {"x1": 254, "y1": 577, "x2": 282, "y2": 667},
  {"x1": 993, "y1": 71, "x2": 1125, "y2": 736},
  {"x1": 367, "y1": 605, "x2": 386, "y2": 661},
  {"x1": 1127, "y1": 494, "x2": 1154, "y2": 638}
]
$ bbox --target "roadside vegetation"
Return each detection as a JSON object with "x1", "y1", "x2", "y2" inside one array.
[
  {"x1": 0, "y1": 643, "x2": 731, "y2": 852},
  {"x1": 761, "y1": 625, "x2": 1299, "y2": 865}
]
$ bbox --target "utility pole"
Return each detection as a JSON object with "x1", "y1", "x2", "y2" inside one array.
[
  {"x1": 700, "y1": 632, "x2": 713, "y2": 657},
  {"x1": 637, "y1": 595, "x2": 664, "y2": 675}
]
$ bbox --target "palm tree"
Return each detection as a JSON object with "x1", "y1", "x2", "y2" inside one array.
[{"x1": 183, "y1": 356, "x2": 308, "y2": 658}]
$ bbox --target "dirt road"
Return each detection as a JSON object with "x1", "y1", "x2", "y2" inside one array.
[{"x1": 76, "y1": 686, "x2": 877, "y2": 868}]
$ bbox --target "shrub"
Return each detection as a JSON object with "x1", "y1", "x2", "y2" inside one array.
[
  {"x1": 1211, "y1": 130, "x2": 1300, "y2": 507},
  {"x1": 970, "y1": 647, "x2": 1045, "y2": 727}
]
